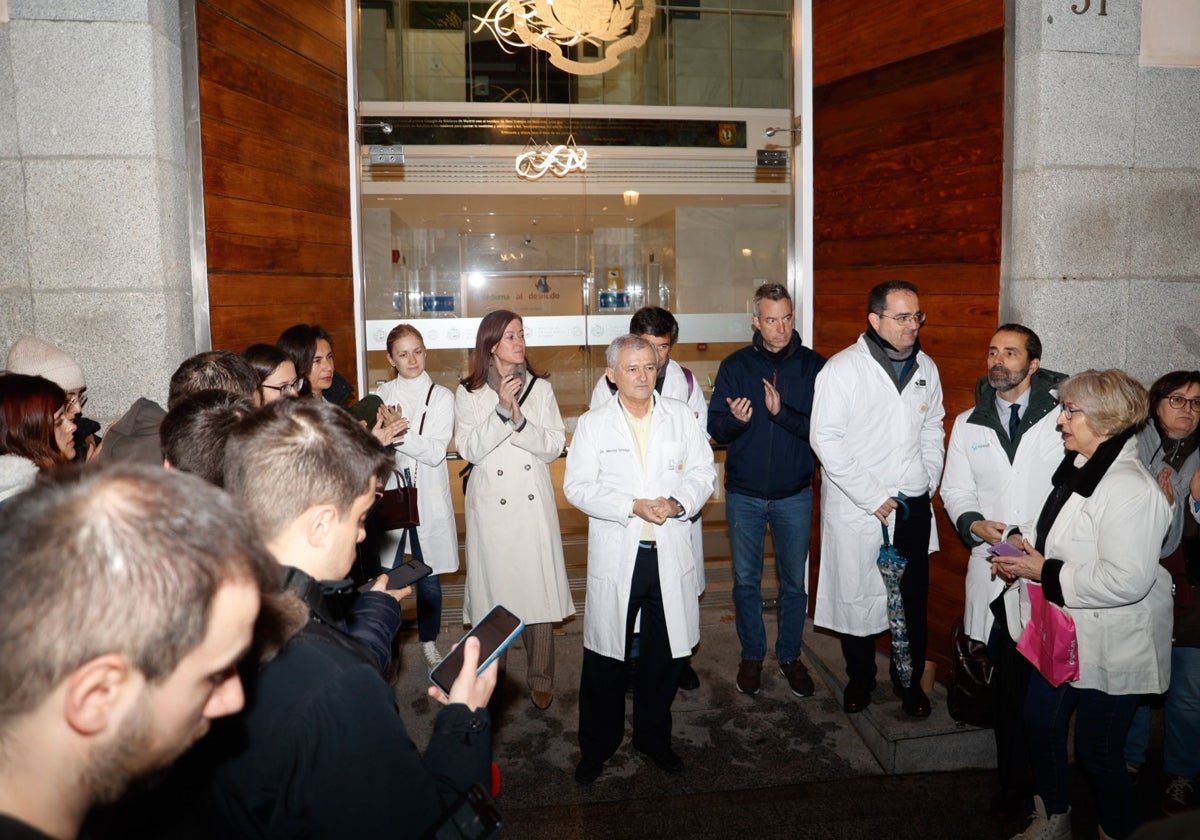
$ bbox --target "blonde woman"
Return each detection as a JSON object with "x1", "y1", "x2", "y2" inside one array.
[{"x1": 376, "y1": 324, "x2": 458, "y2": 668}]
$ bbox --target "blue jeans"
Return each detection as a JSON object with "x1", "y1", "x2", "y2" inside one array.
[
  {"x1": 1122, "y1": 647, "x2": 1200, "y2": 777},
  {"x1": 415, "y1": 574, "x2": 442, "y2": 643},
  {"x1": 1165, "y1": 646, "x2": 1200, "y2": 777},
  {"x1": 726, "y1": 489, "x2": 812, "y2": 663},
  {"x1": 1025, "y1": 673, "x2": 1138, "y2": 838}
]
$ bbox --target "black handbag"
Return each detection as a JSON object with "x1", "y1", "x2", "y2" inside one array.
[
  {"x1": 946, "y1": 617, "x2": 994, "y2": 728},
  {"x1": 376, "y1": 383, "x2": 437, "y2": 531},
  {"x1": 377, "y1": 470, "x2": 418, "y2": 531}
]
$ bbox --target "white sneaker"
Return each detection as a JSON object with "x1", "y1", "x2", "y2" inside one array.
[
  {"x1": 421, "y1": 641, "x2": 442, "y2": 668},
  {"x1": 1011, "y1": 795, "x2": 1071, "y2": 840}
]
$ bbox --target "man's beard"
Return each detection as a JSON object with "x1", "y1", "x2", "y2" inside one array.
[
  {"x1": 988, "y1": 364, "x2": 1030, "y2": 392},
  {"x1": 82, "y1": 694, "x2": 196, "y2": 805}
]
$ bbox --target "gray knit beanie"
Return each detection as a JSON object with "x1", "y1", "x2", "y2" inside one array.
[{"x1": 5, "y1": 336, "x2": 86, "y2": 391}]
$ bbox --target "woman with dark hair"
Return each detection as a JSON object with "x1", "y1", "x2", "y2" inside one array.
[
  {"x1": 455, "y1": 310, "x2": 574, "y2": 711},
  {"x1": 994, "y1": 369, "x2": 1173, "y2": 840},
  {"x1": 0, "y1": 374, "x2": 76, "y2": 503},
  {"x1": 1125, "y1": 370, "x2": 1200, "y2": 814},
  {"x1": 243, "y1": 343, "x2": 301, "y2": 404},
  {"x1": 277, "y1": 324, "x2": 350, "y2": 405},
  {"x1": 277, "y1": 324, "x2": 405, "y2": 447}
]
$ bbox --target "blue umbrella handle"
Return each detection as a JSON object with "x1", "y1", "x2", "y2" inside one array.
[{"x1": 880, "y1": 495, "x2": 912, "y2": 546}]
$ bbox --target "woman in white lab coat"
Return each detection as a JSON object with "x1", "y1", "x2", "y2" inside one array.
[
  {"x1": 455, "y1": 310, "x2": 575, "y2": 710},
  {"x1": 993, "y1": 370, "x2": 1171, "y2": 840},
  {"x1": 376, "y1": 324, "x2": 458, "y2": 668}
]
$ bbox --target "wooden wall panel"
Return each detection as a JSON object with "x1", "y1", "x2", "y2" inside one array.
[
  {"x1": 812, "y1": 6, "x2": 1006, "y2": 679},
  {"x1": 197, "y1": 0, "x2": 355, "y2": 390},
  {"x1": 814, "y1": 0, "x2": 1003, "y2": 86}
]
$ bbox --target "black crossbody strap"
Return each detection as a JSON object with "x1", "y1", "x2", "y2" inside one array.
[{"x1": 417, "y1": 382, "x2": 434, "y2": 435}]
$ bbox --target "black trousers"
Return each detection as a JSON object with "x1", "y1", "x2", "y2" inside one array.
[
  {"x1": 840, "y1": 492, "x2": 932, "y2": 686},
  {"x1": 987, "y1": 619, "x2": 1034, "y2": 794},
  {"x1": 578, "y1": 545, "x2": 683, "y2": 762}
]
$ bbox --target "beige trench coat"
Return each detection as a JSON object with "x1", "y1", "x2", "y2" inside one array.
[{"x1": 454, "y1": 377, "x2": 576, "y2": 627}]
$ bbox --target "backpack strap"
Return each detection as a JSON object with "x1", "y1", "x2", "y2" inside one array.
[{"x1": 682, "y1": 366, "x2": 695, "y2": 398}]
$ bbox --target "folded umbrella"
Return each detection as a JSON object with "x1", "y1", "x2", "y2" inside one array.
[{"x1": 876, "y1": 497, "x2": 912, "y2": 689}]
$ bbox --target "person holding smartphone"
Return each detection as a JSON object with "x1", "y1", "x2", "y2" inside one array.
[
  {"x1": 207, "y1": 399, "x2": 498, "y2": 838},
  {"x1": 376, "y1": 324, "x2": 459, "y2": 668}
]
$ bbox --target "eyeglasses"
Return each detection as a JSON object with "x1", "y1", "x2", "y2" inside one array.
[
  {"x1": 1059, "y1": 403, "x2": 1085, "y2": 419},
  {"x1": 1166, "y1": 394, "x2": 1200, "y2": 412},
  {"x1": 65, "y1": 391, "x2": 87, "y2": 411},
  {"x1": 879, "y1": 311, "x2": 927, "y2": 326},
  {"x1": 262, "y1": 378, "x2": 304, "y2": 396}
]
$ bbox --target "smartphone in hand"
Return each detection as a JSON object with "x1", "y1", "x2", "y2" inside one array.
[
  {"x1": 987, "y1": 540, "x2": 1025, "y2": 558},
  {"x1": 430, "y1": 605, "x2": 524, "y2": 694},
  {"x1": 357, "y1": 558, "x2": 433, "y2": 592}
]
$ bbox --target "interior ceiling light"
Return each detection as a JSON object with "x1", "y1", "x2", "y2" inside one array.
[
  {"x1": 473, "y1": 0, "x2": 656, "y2": 76},
  {"x1": 515, "y1": 135, "x2": 589, "y2": 180}
]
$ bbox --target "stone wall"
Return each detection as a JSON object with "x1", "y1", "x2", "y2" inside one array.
[
  {"x1": 1005, "y1": 0, "x2": 1200, "y2": 383},
  {"x1": 0, "y1": 0, "x2": 192, "y2": 420}
]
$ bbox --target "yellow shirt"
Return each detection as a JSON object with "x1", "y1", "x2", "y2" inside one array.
[{"x1": 619, "y1": 395, "x2": 656, "y2": 541}]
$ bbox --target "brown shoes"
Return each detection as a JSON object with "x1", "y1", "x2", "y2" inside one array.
[
  {"x1": 779, "y1": 659, "x2": 816, "y2": 697},
  {"x1": 735, "y1": 658, "x2": 762, "y2": 695},
  {"x1": 530, "y1": 690, "x2": 553, "y2": 710}
]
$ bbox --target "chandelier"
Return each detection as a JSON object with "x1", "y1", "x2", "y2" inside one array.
[
  {"x1": 514, "y1": 135, "x2": 589, "y2": 180},
  {"x1": 473, "y1": 0, "x2": 656, "y2": 76}
]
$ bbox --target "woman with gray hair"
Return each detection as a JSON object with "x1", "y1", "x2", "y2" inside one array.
[{"x1": 993, "y1": 369, "x2": 1173, "y2": 840}]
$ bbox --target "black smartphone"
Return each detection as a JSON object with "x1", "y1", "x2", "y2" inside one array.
[
  {"x1": 429, "y1": 605, "x2": 524, "y2": 694},
  {"x1": 357, "y1": 558, "x2": 433, "y2": 592},
  {"x1": 427, "y1": 783, "x2": 503, "y2": 839}
]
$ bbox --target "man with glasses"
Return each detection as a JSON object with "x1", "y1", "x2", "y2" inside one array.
[
  {"x1": 811, "y1": 280, "x2": 945, "y2": 717},
  {"x1": 940, "y1": 324, "x2": 1066, "y2": 815}
]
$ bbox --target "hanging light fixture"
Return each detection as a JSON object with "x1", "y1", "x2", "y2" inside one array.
[
  {"x1": 473, "y1": 0, "x2": 656, "y2": 76},
  {"x1": 515, "y1": 135, "x2": 589, "y2": 180}
]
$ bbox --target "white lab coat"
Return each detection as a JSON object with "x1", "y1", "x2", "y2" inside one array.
[
  {"x1": 564, "y1": 393, "x2": 716, "y2": 659},
  {"x1": 811, "y1": 334, "x2": 945, "y2": 636},
  {"x1": 589, "y1": 358, "x2": 709, "y2": 594},
  {"x1": 375, "y1": 373, "x2": 459, "y2": 575},
  {"x1": 940, "y1": 400, "x2": 1064, "y2": 643},
  {"x1": 455, "y1": 377, "x2": 575, "y2": 626},
  {"x1": 1003, "y1": 437, "x2": 1173, "y2": 694}
]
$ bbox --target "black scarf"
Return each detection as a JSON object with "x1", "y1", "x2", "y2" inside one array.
[
  {"x1": 865, "y1": 326, "x2": 921, "y2": 390},
  {"x1": 1032, "y1": 427, "x2": 1135, "y2": 554}
]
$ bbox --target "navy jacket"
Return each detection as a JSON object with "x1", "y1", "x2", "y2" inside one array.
[
  {"x1": 708, "y1": 331, "x2": 825, "y2": 499},
  {"x1": 205, "y1": 626, "x2": 492, "y2": 839}
]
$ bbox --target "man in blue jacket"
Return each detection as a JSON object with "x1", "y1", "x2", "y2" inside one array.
[{"x1": 708, "y1": 283, "x2": 825, "y2": 697}]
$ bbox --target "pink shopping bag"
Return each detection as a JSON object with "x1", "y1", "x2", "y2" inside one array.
[{"x1": 1016, "y1": 583, "x2": 1080, "y2": 687}]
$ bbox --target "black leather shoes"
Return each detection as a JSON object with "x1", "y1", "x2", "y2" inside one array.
[
  {"x1": 843, "y1": 681, "x2": 873, "y2": 714},
  {"x1": 634, "y1": 743, "x2": 684, "y2": 775},
  {"x1": 678, "y1": 661, "x2": 700, "y2": 691},
  {"x1": 574, "y1": 757, "x2": 604, "y2": 785},
  {"x1": 901, "y1": 684, "x2": 932, "y2": 718}
]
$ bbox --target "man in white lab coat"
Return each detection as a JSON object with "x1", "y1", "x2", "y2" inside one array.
[
  {"x1": 589, "y1": 306, "x2": 708, "y2": 691},
  {"x1": 565, "y1": 335, "x2": 716, "y2": 785},
  {"x1": 811, "y1": 280, "x2": 945, "y2": 717},
  {"x1": 940, "y1": 324, "x2": 1065, "y2": 815}
]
